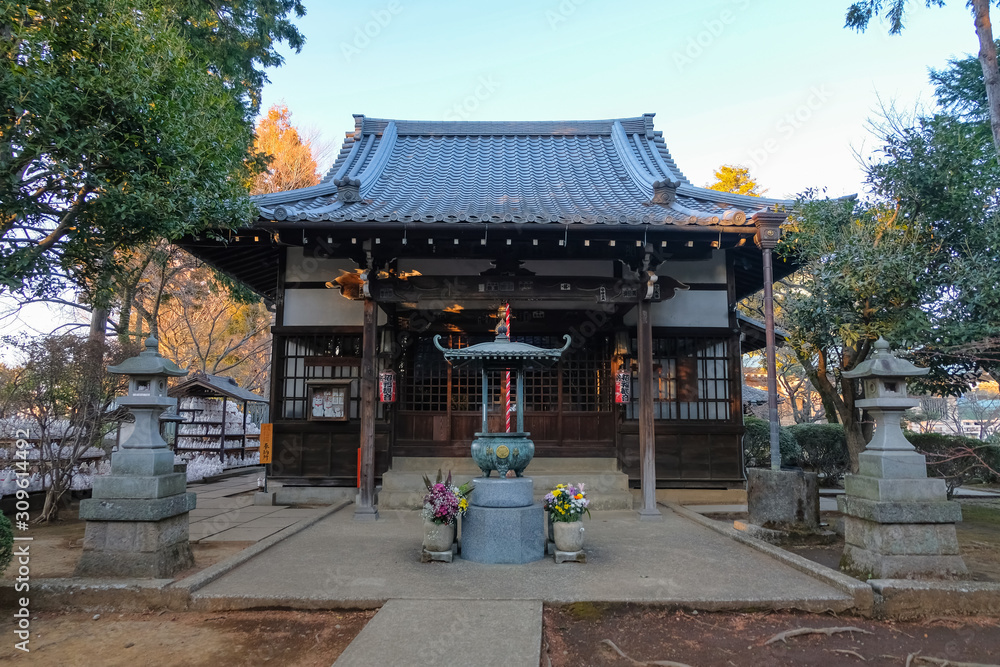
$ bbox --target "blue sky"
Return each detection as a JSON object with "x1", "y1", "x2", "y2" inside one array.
[{"x1": 260, "y1": 0, "x2": 978, "y2": 198}]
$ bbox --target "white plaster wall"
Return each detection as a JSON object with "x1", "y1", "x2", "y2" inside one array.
[
  {"x1": 396, "y1": 258, "x2": 614, "y2": 277},
  {"x1": 622, "y1": 290, "x2": 730, "y2": 328},
  {"x1": 397, "y1": 258, "x2": 494, "y2": 275},
  {"x1": 658, "y1": 251, "x2": 726, "y2": 284},
  {"x1": 285, "y1": 247, "x2": 358, "y2": 283},
  {"x1": 283, "y1": 289, "x2": 364, "y2": 326},
  {"x1": 521, "y1": 260, "x2": 613, "y2": 277}
]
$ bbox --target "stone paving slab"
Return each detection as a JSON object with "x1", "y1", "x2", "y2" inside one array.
[
  {"x1": 333, "y1": 599, "x2": 541, "y2": 666},
  {"x1": 263, "y1": 508, "x2": 329, "y2": 519},
  {"x1": 238, "y1": 517, "x2": 302, "y2": 528},
  {"x1": 193, "y1": 497, "x2": 255, "y2": 510},
  {"x1": 200, "y1": 526, "x2": 288, "y2": 542},
  {"x1": 685, "y1": 496, "x2": 840, "y2": 514},
  {"x1": 192, "y1": 507, "x2": 854, "y2": 612}
]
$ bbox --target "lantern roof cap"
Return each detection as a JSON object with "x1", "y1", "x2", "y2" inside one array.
[
  {"x1": 842, "y1": 338, "x2": 930, "y2": 379},
  {"x1": 434, "y1": 332, "x2": 572, "y2": 369},
  {"x1": 107, "y1": 337, "x2": 189, "y2": 377}
]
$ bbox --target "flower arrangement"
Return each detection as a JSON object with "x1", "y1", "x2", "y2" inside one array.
[
  {"x1": 421, "y1": 470, "x2": 474, "y2": 526},
  {"x1": 543, "y1": 483, "x2": 591, "y2": 523}
]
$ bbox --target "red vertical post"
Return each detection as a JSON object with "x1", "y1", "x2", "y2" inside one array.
[{"x1": 504, "y1": 303, "x2": 512, "y2": 433}]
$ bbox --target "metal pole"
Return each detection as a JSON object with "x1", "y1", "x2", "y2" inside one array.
[
  {"x1": 481, "y1": 369, "x2": 489, "y2": 432},
  {"x1": 762, "y1": 247, "x2": 781, "y2": 470}
]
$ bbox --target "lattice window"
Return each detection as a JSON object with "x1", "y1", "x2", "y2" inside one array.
[
  {"x1": 402, "y1": 333, "x2": 611, "y2": 413},
  {"x1": 278, "y1": 334, "x2": 363, "y2": 419},
  {"x1": 562, "y1": 343, "x2": 612, "y2": 412},
  {"x1": 627, "y1": 336, "x2": 732, "y2": 421}
]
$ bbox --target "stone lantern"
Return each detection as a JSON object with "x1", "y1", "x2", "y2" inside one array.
[
  {"x1": 839, "y1": 338, "x2": 966, "y2": 579},
  {"x1": 76, "y1": 337, "x2": 196, "y2": 578}
]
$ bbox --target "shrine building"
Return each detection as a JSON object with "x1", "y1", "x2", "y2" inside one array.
[{"x1": 178, "y1": 113, "x2": 795, "y2": 515}]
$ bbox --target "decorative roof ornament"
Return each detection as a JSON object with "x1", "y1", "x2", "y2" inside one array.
[
  {"x1": 334, "y1": 176, "x2": 362, "y2": 203},
  {"x1": 650, "y1": 179, "x2": 680, "y2": 205}
]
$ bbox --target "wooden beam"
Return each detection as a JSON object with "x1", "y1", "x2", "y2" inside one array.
[
  {"x1": 354, "y1": 297, "x2": 379, "y2": 521},
  {"x1": 636, "y1": 299, "x2": 661, "y2": 520},
  {"x1": 368, "y1": 275, "x2": 686, "y2": 304}
]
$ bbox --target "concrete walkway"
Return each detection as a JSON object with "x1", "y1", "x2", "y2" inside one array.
[
  {"x1": 191, "y1": 505, "x2": 854, "y2": 611},
  {"x1": 187, "y1": 503, "x2": 858, "y2": 664},
  {"x1": 333, "y1": 600, "x2": 542, "y2": 666},
  {"x1": 187, "y1": 471, "x2": 326, "y2": 542}
]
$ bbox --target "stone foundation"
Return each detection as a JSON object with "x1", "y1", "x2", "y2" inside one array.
[
  {"x1": 75, "y1": 513, "x2": 194, "y2": 578},
  {"x1": 747, "y1": 468, "x2": 820, "y2": 532},
  {"x1": 77, "y1": 448, "x2": 197, "y2": 579},
  {"x1": 460, "y1": 477, "x2": 545, "y2": 564},
  {"x1": 839, "y1": 483, "x2": 968, "y2": 580}
]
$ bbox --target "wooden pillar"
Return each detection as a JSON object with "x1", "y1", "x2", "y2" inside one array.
[
  {"x1": 516, "y1": 370, "x2": 525, "y2": 433},
  {"x1": 637, "y1": 299, "x2": 661, "y2": 520},
  {"x1": 354, "y1": 297, "x2": 379, "y2": 521},
  {"x1": 754, "y1": 211, "x2": 787, "y2": 471}
]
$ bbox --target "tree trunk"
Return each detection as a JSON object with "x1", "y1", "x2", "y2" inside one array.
[
  {"x1": 972, "y1": 0, "x2": 1000, "y2": 158},
  {"x1": 839, "y1": 373, "x2": 865, "y2": 473},
  {"x1": 118, "y1": 286, "x2": 134, "y2": 345},
  {"x1": 794, "y1": 346, "x2": 840, "y2": 424},
  {"x1": 89, "y1": 306, "x2": 108, "y2": 346}
]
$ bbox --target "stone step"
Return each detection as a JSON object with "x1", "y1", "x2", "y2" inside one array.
[
  {"x1": 379, "y1": 462, "x2": 633, "y2": 510},
  {"x1": 382, "y1": 470, "x2": 628, "y2": 492},
  {"x1": 378, "y1": 488, "x2": 634, "y2": 511},
  {"x1": 389, "y1": 456, "x2": 620, "y2": 474}
]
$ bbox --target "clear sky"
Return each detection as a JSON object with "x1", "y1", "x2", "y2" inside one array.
[{"x1": 259, "y1": 0, "x2": 978, "y2": 199}]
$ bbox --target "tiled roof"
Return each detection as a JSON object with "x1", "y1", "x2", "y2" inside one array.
[{"x1": 255, "y1": 114, "x2": 789, "y2": 228}]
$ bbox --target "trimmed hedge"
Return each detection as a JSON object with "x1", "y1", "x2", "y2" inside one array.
[
  {"x1": 788, "y1": 422, "x2": 849, "y2": 487},
  {"x1": 0, "y1": 512, "x2": 12, "y2": 574},
  {"x1": 905, "y1": 431, "x2": 1000, "y2": 498},
  {"x1": 743, "y1": 416, "x2": 802, "y2": 468}
]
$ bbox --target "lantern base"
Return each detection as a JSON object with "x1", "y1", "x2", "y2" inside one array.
[{"x1": 75, "y1": 513, "x2": 194, "y2": 578}]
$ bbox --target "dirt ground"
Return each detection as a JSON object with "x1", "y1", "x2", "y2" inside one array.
[
  {"x1": 542, "y1": 606, "x2": 1000, "y2": 667},
  {"x1": 0, "y1": 609, "x2": 375, "y2": 666},
  {"x1": 707, "y1": 498, "x2": 1000, "y2": 583},
  {"x1": 0, "y1": 512, "x2": 249, "y2": 581}
]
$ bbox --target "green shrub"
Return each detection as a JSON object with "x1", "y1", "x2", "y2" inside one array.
[
  {"x1": 789, "y1": 422, "x2": 849, "y2": 487},
  {"x1": 905, "y1": 431, "x2": 1000, "y2": 498},
  {"x1": 0, "y1": 512, "x2": 12, "y2": 574},
  {"x1": 743, "y1": 416, "x2": 802, "y2": 469}
]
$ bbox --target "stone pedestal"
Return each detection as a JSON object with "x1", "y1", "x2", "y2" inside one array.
[
  {"x1": 76, "y1": 447, "x2": 195, "y2": 578},
  {"x1": 747, "y1": 468, "x2": 820, "y2": 532},
  {"x1": 839, "y1": 448, "x2": 967, "y2": 579},
  {"x1": 460, "y1": 477, "x2": 545, "y2": 564}
]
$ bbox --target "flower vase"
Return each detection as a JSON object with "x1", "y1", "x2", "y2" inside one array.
[
  {"x1": 423, "y1": 519, "x2": 456, "y2": 552},
  {"x1": 552, "y1": 520, "x2": 584, "y2": 552}
]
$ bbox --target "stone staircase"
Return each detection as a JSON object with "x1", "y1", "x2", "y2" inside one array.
[{"x1": 379, "y1": 457, "x2": 634, "y2": 510}]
